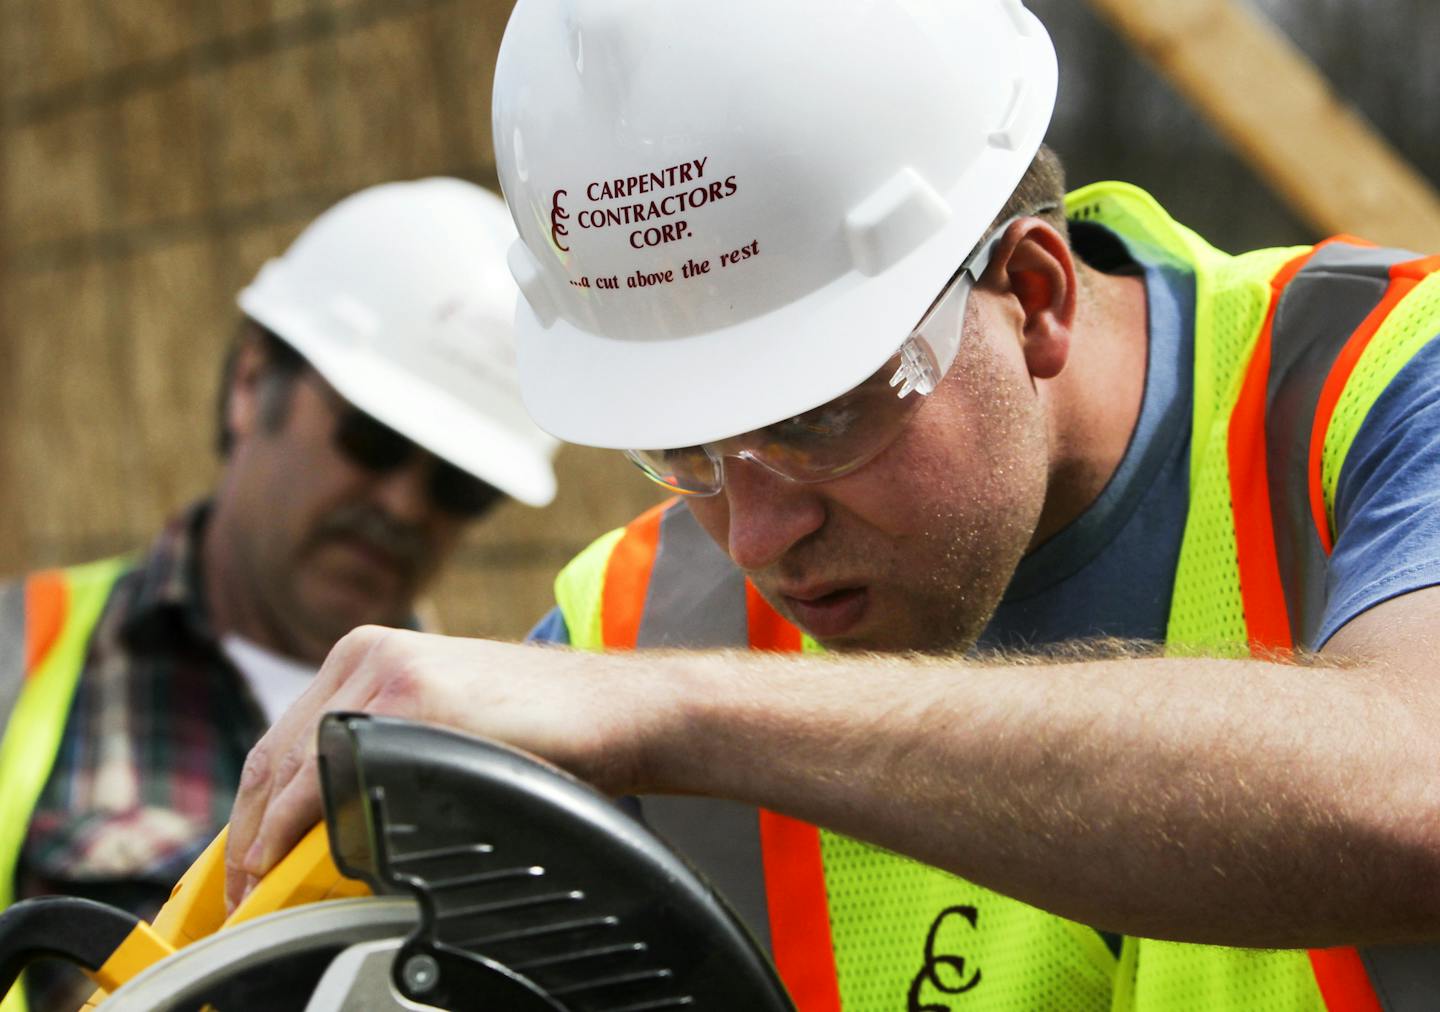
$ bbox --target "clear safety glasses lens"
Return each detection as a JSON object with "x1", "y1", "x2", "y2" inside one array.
[
  {"x1": 624, "y1": 339, "x2": 934, "y2": 495},
  {"x1": 625, "y1": 220, "x2": 1013, "y2": 497}
]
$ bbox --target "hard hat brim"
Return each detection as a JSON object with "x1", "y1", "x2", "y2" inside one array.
[
  {"x1": 314, "y1": 345, "x2": 559, "y2": 507},
  {"x1": 243, "y1": 305, "x2": 559, "y2": 507}
]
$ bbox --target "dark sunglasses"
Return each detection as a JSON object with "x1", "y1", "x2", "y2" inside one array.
[{"x1": 305, "y1": 374, "x2": 504, "y2": 518}]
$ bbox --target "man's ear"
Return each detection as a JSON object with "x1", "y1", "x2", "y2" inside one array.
[
  {"x1": 226, "y1": 333, "x2": 270, "y2": 443},
  {"x1": 982, "y1": 218, "x2": 1076, "y2": 381}
]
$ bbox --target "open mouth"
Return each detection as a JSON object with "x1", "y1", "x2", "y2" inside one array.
[{"x1": 781, "y1": 586, "x2": 869, "y2": 639}]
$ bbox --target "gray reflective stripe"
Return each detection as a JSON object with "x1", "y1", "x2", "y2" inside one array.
[
  {"x1": 637, "y1": 501, "x2": 748, "y2": 648},
  {"x1": 0, "y1": 582, "x2": 26, "y2": 739},
  {"x1": 634, "y1": 505, "x2": 771, "y2": 951},
  {"x1": 1361, "y1": 944, "x2": 1440, "y2": 1012},
  {"x1": 1266, "y1": 243, "x2": 1412, "y2": 647},
  {"x1": 640, "y1": 796, "x2": 772, "y2": 953}
]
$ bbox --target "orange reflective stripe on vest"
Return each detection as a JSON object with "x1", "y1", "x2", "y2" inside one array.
[
  {"x1": 760, "y1": 810, "x2": 841, "y2": 1012},
  {"x1": 1235, "y1": 240, "x2": 1440, "y2": 653},
  {"x1": 1261, "y1": 242, "x2": 1435, "y2": 654},
  {"x1": 748, "y1": 581, "x2": 803, "y2": 653},
  {"x1": 1229, "y1": 246, "x2": 1322, "y2": 654},
  {"x1": 1308, "y1": 949, "x2": 1384, "y2": 1012},
  {"x1": 1306, "y1": 254, "x2": 1440, "y2": 553},
  {"x1": 749, "y1": 585, "x2": 838, "y2": 1012},
  {"x1": 1230, "y1": 241, "x2": 1440, "y2": 1012},
  {"x1": 602, "y1": 500, "x2": 666, "y2": 647},
  {"x1": 23, "y1": 571, "x2": 69, "y2": 676},
  {"x1": 1235, "y1": 244, "x2": 1367, "y2": 1008}
]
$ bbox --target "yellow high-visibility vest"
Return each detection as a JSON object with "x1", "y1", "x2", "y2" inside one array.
[
  {"x1": 0, "y1": 558, "x2": 128, "y2": 1012},
  {"x1": 553, "y1": 183, "x2": 1440, "y2": 1011}
]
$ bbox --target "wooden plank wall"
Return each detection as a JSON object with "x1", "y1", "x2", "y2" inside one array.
[
  {"x1": 0, "y1": 0, "x2": 665, "y2": 640},
  {"x1": 0, "y1": 0, "x2": 1437, "y2": 640},
  {"x1": 1084, "y1": 0, "x2": 1440, "y2": 251}
]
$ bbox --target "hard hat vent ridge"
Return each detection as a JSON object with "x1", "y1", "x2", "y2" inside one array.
[
  {"x1": 1002, "y1": 0, "x2": 1040, "y2": 35},
  {"x1": 845, "y1": 169, "x2": 953, "y2": 278},
  {"x1": 989, "y1": 78, "x2": 1031, "y2": 151}
]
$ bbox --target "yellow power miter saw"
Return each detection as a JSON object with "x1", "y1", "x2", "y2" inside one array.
[{"x1": 0, "y1": 714, "x2": 795, "y2": 1011}]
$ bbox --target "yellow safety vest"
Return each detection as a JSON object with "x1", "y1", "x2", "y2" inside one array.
[
  {"x1": 553, "y1": 183, "x2": 1440, "y2": 1011},
  {"x1": 0, "y1": 558, "x2": 129, "y2": 1012}
]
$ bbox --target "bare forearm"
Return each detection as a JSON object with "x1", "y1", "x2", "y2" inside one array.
[
  {"x1": 225, "y1": 623, "x2": 1440, "y2": 945},
  {"x1": 643, "y1": 649, "x2": 1440, "y2": 947}
]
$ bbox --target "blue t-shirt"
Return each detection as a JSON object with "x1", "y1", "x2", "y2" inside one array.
[
  {"x1": 977, "y1": 245, "x2": 1194, "y2": 650},
  {"x1": 530, "y1": 236, "x2": 1440, "y2": 652},
  {"x1": 978, "y1": 232, "x2": 1440, "y2": 652}
]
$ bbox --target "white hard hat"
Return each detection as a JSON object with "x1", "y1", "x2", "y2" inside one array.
[
  {"x1": 238, "y1": 178, "x2": 560, "y2": 507},
  {"x1": 494, "y1": 0, "x2": 1058, "y2": 450}
]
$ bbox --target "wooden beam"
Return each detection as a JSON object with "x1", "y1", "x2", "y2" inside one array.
[{"x1": 1082, "y1": 0, "x2": 1440, "y2": 251}]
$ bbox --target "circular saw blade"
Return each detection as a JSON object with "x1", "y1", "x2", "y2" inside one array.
[{"x1": 100, "y1": 897, "x2": 420, "y2": 1011}]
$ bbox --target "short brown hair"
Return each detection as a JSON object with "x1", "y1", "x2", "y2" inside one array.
[
  {"x1": 215, "y1": 321, "x2": 308, "y2": 456},
  {"x1": 990, "y1": 143, "x2": 1068, "y2": 242}
]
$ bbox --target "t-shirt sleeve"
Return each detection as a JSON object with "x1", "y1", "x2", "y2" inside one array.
[
  {"x1": 1317, "y1": 334, "x2": 1440, "y2": 647},
  {"x1": 525, "y1": 605, "x2": 572, "y2": 645}
]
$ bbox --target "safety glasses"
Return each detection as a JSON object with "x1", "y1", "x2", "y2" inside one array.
[
  {"x1": 305, "y1": 373, "x2": 504, "y2": 518},
  {"x1": 625, "y1": 222, "x2": 1010, "y2": 497}
]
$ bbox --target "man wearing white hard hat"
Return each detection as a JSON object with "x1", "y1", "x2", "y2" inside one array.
[
  {"x1": 0, "y1": 178, "x2": 558, "y2": 1012},
  {"x1": 229, "y1": 1, "x2": 1440, "y2": 1008}
]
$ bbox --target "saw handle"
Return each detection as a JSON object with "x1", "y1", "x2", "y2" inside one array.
[
  {"x1": 0, "y1": 896, "x2": 173, "y2": 998},
  {"x1": 149, "y1": 823, "x2": 368, "y2": 945},
  {"x1": 0, "y1": 823, "x2": 368, "y2": 1009}
]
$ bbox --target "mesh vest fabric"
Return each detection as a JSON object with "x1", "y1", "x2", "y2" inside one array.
[
  {"x1": 1067, "y1": 185, "x2": 1310, "y2": 656},
  {"x1": 1116, "y1": 942, "x2": 1328, "y2": 1012},
  {"x1": 822, "y1": 834, "x2": 1114, "y2": 1011},
  {"x1": 1071, "y1": 183, "x2": 1327, "y2": 1012},
  {"x1": 1163, "y1": 243, "x2": 1302, "y2": 656}
]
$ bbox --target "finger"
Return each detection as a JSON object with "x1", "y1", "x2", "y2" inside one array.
[
  {"x1": 235, "y1": 748, "x2": 326, "y2": 901},
  {"x1": 224, "y1": 626, "x2": 392, "y2": 909},
  {"x1": 225, "y1": 740, "x2": 277, "y2": 912},
  {"x1": 236, "y1": 663, "x2": 408, "y2": 891},
  {"x1": 226, "y1": 701, "x2": 330, "y2": 909}
]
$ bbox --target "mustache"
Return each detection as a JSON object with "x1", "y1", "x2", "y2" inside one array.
[{"x1": 312, "y1": 503, "x2": 429, "y2": 570}]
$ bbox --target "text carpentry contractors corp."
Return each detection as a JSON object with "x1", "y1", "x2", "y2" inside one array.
[{"x1": 550, "y1": 155, "x2": 759, "y2": 292}]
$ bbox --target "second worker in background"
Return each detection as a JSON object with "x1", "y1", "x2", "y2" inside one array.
[{"x1": 0, "y1": 178, "x2": 558, "y2": 1012}]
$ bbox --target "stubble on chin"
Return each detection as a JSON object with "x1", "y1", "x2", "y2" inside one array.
[{"x1": 914, "y1": 341, "x2": 1051, "y2": 654}]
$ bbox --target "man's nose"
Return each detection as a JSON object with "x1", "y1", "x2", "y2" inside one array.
[
  {"x1": 370, "y1": 455, "x2": 435, "y2": 524},
  {"x1": 720, "y1": 457, "x2": 825, "y2": 571}
]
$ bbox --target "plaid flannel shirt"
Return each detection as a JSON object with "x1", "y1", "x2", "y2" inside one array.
[{"x1": 17, "y1": 503, "x2": 268, "y2": 1010}]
